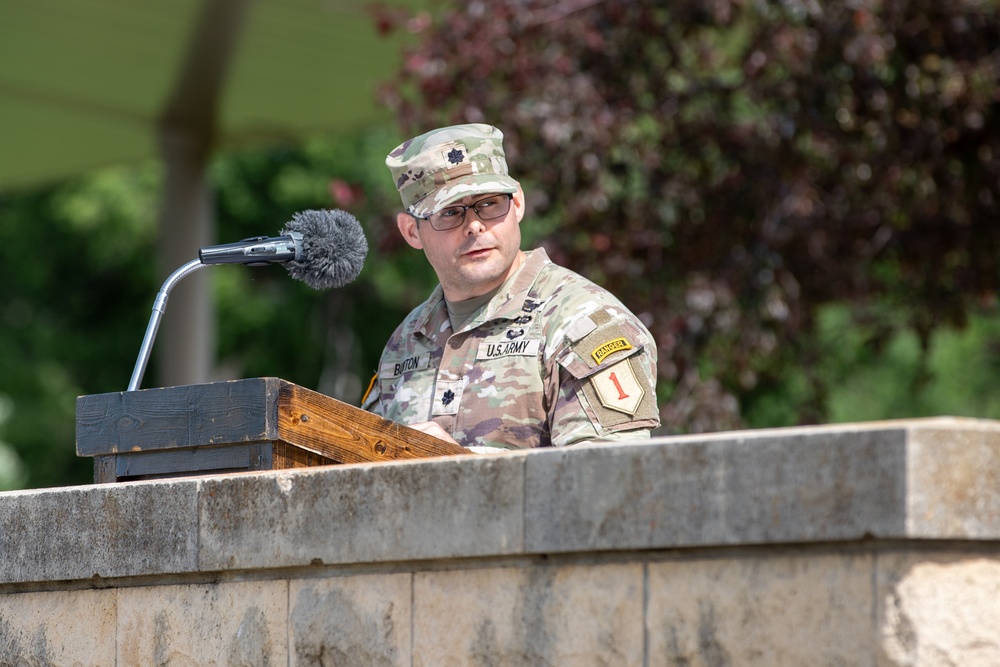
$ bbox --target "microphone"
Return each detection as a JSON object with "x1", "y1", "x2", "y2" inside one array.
[
  {"x1": 281, "y1": 209, "x2": 368, "y2": 290},
  {"x1": 196, "y1": 209, "x2": 369, "y2": 290},
  {"x1": 198, "y1": 234, "x2": 302, "y2": 265},
  {"x1": 129, "y1": 209, "x2": 368, "y2": 391}
]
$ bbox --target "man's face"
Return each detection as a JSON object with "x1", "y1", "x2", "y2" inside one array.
[{"x1": 397, "y1": 186, "x2": 526, "y2": 301}]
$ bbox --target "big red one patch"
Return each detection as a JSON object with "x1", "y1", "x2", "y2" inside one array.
[{"x1": 590, "y1": 359, "x2": 644, "y2": 415}]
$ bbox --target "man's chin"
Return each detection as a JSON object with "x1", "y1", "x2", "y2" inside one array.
[{"x1": 457, "y1": 262, "x2": 507, "y2": 289}]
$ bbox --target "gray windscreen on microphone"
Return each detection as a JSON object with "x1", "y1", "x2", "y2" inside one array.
[{"x1": 280, "y1": 209, "x2": 369, "y2": 290}]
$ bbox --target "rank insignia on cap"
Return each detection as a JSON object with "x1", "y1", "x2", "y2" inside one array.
[
  {"x1": 591, "y1": 337, "x2": 633, "y2": 365},
  {"x1": 591, "y1": 360, "x2": 645, "y2": 415},
  {"x1": 445, "y1": 148, "x2": 466, "y2": 165}
]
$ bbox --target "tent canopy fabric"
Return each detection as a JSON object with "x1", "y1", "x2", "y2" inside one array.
[
  {"x1": 0, "y1": 0, "x2": 425, "y2": 389},
  {"x1": 0, "y1": 0, "x2": 420, "y2": 191}
]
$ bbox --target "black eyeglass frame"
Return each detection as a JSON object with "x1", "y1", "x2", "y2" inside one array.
[{"x1": 410, "y1": 193, "x2": 514, "y2": 231}]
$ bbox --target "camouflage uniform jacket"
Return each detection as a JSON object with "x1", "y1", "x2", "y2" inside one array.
[{"x1": 363, "y1": 248, "x2": 660, "y2": 448}]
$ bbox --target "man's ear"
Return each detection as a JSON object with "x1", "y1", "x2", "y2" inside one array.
[
  {"x1": 512, "y1": 183, "x2": 526, "y2": 223},
  {"x1": 396, "y1": 211, "x2": 424, "y2": 250}
]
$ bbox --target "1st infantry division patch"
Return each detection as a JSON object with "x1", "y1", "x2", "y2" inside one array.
[{"x1": 590, "y1": 359, "x2": 644, "y2": 415}]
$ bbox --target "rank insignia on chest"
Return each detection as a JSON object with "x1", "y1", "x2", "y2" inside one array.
[{"x1": 432, "y1": 379, "x2": 464, "y2": 416}]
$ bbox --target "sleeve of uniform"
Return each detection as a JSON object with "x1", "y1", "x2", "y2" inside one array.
[
  {"x1": 547, "y1": 308, "x2": 660, "y2": 447},
  {"x1": 361, "y1": 370, "x2": 382, "y2": 414},
  {"x1": 361, "y1": 320, "x2": 409, "y2": 417}
]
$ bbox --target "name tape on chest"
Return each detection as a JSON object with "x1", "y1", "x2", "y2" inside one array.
[
  {"x1": 380, "y1": 353, "x2": 431, "y2": 378},
  {"x1": 477, "y1": 338, "x2": 541, "y2": 361}
]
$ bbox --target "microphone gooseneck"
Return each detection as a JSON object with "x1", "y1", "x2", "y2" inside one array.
[{"x1": 128, "y1": 209, "x2": 368, "y2": 391}]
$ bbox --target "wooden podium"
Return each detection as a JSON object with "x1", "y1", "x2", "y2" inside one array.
[{"x1": 75, "y1": 377, "x2": 469, "y2": 484}]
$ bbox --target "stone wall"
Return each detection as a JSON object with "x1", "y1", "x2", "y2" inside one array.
[{"x1": 2, "y1": 417, "x2": 999, "y2": 665}]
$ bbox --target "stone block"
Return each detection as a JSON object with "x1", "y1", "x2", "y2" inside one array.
[
  {"x1": 906, "y1": 424, "x2": 1000, "y2": 538},
  {"x1": 878, "y1": 552, "x2": 1000, "y2": 666},
  {"x1": 524, "y1": 426, "x2": 909, "y2": 553},
  {"x1": 412, "y1": 562, "x2": 643, "y2": 666},
  {"x1": 0, "y1": 589, "x2": 116, "y2": 666},
  {"x1": 198, "y1": 455, "x2": 523, "y2": 570},
  {"x1": 289, "y1": 573, "x2": 411, "y2": 666},
  {"x1": 116, "y1": 579, "x2": 288, "y2": 666},
  {"x1": 647, "y1": 551, "x2": 875, "y2": 666},
  {"x1": 0, "y1": 479, "x2": 199, "y2": 583}
]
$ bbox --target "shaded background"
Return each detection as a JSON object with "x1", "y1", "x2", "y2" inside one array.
[{"x1": 1, "y1": 0, "x2": 998, "y2": 489}]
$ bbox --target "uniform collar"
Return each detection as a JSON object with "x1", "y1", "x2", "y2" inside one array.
[
  {"x1": 484, "y1": 247, "x2": 551, "y2": 322},
  {"x1": 414, "y1": 247, "x2": 552, "y2": 341}
]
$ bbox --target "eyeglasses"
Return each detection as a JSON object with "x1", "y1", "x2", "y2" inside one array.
[{"x1": 412, "y1": 194, "x2": 513, "y2": 231}]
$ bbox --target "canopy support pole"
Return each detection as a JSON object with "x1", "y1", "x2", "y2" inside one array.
[{"x1": 153, "y1": 0, "x2": 249, "y2": 388}]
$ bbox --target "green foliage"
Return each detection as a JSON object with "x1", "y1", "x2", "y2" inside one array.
[
  {"x1": 741, "y1": 302, "x2": 1000, "y2": 428},
  {"x1": 2, "y1": 3, "x2": 1000, "y2": 489},
  {"x1": 0, "y1": 126, "x2": 439, "y2": 489},
  {"x1": 0, "y1": 164, "x2": 162, "y2": 488},
  {"x1": 825, "y1": 305, "x2": 1000, "y2": 422},
  {"x1": 376, "y1": 0, "x2": 1000, "y2": 432}
]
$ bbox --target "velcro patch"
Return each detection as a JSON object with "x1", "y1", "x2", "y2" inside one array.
[
  {"x1": 565, "y1": 315, "x2": 597, "y2": 343},
  {"x1": 591, "y1": 337, "x2": 633, "y2": 365},
  {"x1": 380, "y1": 353, "x2": 431, "y2": 378},
  {"x1": 590, "y1": 359, "x2": 645, "y2": 415},
  {"x1": 477, "y1": 338, "x2": 541, "y2": 360},
  {"x1": 432, "y1": 379, "x2": 464, "y2": 416}
]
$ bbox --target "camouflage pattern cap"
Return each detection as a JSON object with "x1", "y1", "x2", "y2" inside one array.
[{"x1": 385, "y1": 124, "x2": 519, "y2": 218}]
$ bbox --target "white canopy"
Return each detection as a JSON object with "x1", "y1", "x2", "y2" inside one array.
[
  {"x1": 0, "y1": 0, "x2": 417, "y2": 188},
  {"x1": 1, "y1": 0, "x2": 421, "y2": 388}
]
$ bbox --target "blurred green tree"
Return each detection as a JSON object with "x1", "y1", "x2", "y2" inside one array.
[
  {"x1": 0, "y1": 165, "x2": 161, "y2": 487},
  {"x1": 374, "y1": 0, "x2": 1000, "y2": 432},
  {"x1": 0, "y1": 126, "x2": 436, "y2": 489},
  {"x1": 2, "y1": 0, "x2": 1000, "y2": 489}
]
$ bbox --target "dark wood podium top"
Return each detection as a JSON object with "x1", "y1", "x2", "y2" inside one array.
[{"x1": 76, "y1": 377, "x2": 470, "y2": 483}]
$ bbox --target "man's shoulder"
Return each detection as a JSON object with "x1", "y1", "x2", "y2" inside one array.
[{"x1": 531, "y1": 256, "x2": 630, "y2": 312}]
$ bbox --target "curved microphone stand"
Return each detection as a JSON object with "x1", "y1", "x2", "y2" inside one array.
[{"x1": 127, "y1": 259, "x2": 207, "y2": 391}]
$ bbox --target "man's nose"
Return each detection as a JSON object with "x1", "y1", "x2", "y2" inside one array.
[{"x1": 464, "y1": 211, "x2": 487, "y2": 233}]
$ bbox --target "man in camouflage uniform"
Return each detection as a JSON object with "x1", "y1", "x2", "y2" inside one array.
[{"x1": 363, "y1": 123, "x2": 659, "y2": 449}]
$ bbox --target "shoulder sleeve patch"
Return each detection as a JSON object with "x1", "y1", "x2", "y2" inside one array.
[
  {"x1": 581, "y1": 356, "x2": 660, "y2": 430},
  {"x1": 560, "y1": 317, "x2": 648, "y2": 379},
  {"x1": 591, "y1": 337, "x2": 633, "y2": 365},
  {"x1": 590, "y1": 359, "x2": 644, "y2": 414}
]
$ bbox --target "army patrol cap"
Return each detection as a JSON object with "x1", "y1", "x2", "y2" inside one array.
[{"x1": 386, "y1": 124, "x2": 519, "y2": 218}]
